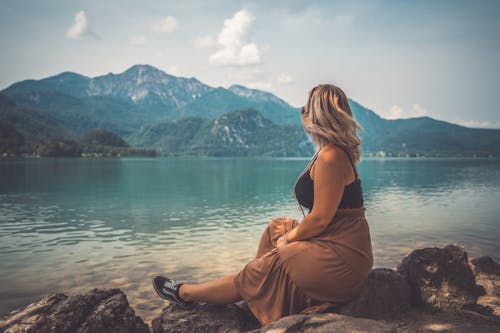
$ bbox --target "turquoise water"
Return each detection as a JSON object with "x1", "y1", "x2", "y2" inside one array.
[{"x1": 1, "y1": 157, "x2": 499, "y2": 323}]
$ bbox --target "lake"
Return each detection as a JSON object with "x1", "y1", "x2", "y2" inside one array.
[{"x1": 1, "y1": 157, "x2": 499, "y2": 324}]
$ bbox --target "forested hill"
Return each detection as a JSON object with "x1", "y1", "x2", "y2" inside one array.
[{"x1": 1, "y1": 64, "x2": 499, "y2": 157}]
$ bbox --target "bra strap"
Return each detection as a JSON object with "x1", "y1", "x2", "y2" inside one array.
[
  {"x1": 305, "y1": 149, "x2": 320, "y2": 171},
  {"x1": 307, "y1": 145, "x2": 359, "y2": 180},
  {"x1": 333, "y1": 144, "x2": 359, "y2": 180},
  {"x1": 338, "y1": 146, "x2": 359, "y2": 180}
]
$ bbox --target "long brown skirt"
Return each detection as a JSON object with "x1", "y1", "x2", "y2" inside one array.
[{"x1": 233, "y1": 207, "x2": 374, "y2": 325}]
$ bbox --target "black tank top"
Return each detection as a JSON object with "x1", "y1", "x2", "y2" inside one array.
[{"x1": 294, "y1": 144, "x2": 364, "y2": 216}]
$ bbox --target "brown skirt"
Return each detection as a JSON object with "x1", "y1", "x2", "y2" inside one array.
[{"x1": 233, "y1": 207, "x2": 374, "y2": 325}]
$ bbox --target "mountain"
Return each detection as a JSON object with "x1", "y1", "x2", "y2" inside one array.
[
  {"x1": 1, "y1": 64, "x2": 213, "y2": 135},
  {"x1": 1, "y1": 64, "x2": 296, "y2": 133},
  {"x1": 2, "y1": 64, "x2": 499, "y2": 156},
  {"x1": 348, "y1": 100, "x2": 500, "y2": 156},
  {"x1": 228, "y1": 84, "x2": 298, "y2": 124},
  {"x1": 0, "y1": 121, "x2": 25, "y2": 155},
  {"x1": 129, "y1": 108, "x2": 313, "y2": 156},
  {"x1": 81, "y1": 129, "x2": 129, "y2": 147},
  {"x1": 0, "y1": 92, "x2": 74, "y2": 143}
]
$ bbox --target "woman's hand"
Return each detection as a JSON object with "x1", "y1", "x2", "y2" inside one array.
[{"x1": 276, "y1": 230, "x2": 291, "y2": 248}]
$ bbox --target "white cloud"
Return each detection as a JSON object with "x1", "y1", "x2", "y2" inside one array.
[
  {"x1": 246, "y1": 81, "x2": 273, "y2": 91},
  {"x1": 66, "y1": 10, "x2": 87, "y2": 39},
  {"x1": 151, "y1": 16, "x2": 178, "y2": 34},
  {"x1": 412, "y1": 104, "x2": 427, "y2": 117},
  {"x1": 386, "y1": 104, "x2": 427, "y2": 119},
  {"x1": 209, "y1": 9, "x2": 261, "y2": 66},
  {"x1": 168, "y1": 65, "x2": 180, "y2": 76},
  {"x1": 277, "y1": 73, "x2": 294, "y2": 84},
  {"x1": 388, "y1": 105, "x2": 403, "y2": 119},
  {"x1": 129, "y1": 35, "x2": 146, "y2": 45},
  {"x1": 282, "y1": 7, "x2": 353, "y2": 30},
  {"x1": 66, "y1": 10, "x2": 100, "y2": 40},
  {"x1": 194, "y1": 35, "x2": 216, "y2": 48},
  {"x1": 455, "y1": 120, "x2": 500, "y2": 128}
]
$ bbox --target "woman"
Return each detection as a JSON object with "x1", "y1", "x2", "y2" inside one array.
[{"x1": 152, "y1": 84, "x2": 374, "y2": 326}]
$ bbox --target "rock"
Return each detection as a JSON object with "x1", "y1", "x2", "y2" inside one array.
[
  {"x1": 337, "y1": 268, "x2": 412, "y2": 319},
  {"x1": 470, "y1": 256, "x2": 500, "y2": 276},
  {"x1": 0, "y1": 288, "x2": 150, "y2": 333},
  {"x1": 248, "y1": 313, "x2": 397, "y2": 333},
  {"x1": 396, "y1": 243, "x2": 484, "y2": 311},
  {"x1": 151, "y1": 302, "x2": 255, "y2": 333},
  {"x1": 390, "y1": 306, "x2": 500, "y2": 333},
  {"x1": 469, "y1": 256, "x2": 500, "y2": 316},
  {"x1": 2, "y1": 245, "x2": 499, "y2": 333}
]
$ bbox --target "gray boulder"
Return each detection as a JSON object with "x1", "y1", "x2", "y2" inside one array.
[
  {"x1": 248, "y1": 313, "x2": 397, "y2": 333},
  {"x1": 337, "y1": 268, "x2": 412, "y2": 319},
  {"x1": 151, "y1": 302, "x2": 257, "y2": 333},
  {"x1": 396, "y1": 243, "x2": 484, "y2": 311},
  {"x1": 469, "y1": 255, "x2": 500, "y2": 316},
  {"x1": 0, "y1": 288, "x2": 149, "y2": 333}
]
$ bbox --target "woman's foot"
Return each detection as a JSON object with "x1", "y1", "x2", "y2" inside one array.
[{"x1": 152, "y1": 275, "x2": 196, "y2": 308}]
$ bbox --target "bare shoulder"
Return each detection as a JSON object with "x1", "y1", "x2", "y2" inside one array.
[
  {"x1": 317, "y1": 144, "x2": 345, "y2": 165},
  {"x1": 310, "y1": 144, "x2": 348, "y2": 179}
]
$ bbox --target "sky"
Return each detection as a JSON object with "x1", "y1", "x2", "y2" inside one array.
[{"x1": 1, "y1": 0, "x2": 499, "y2": 128}]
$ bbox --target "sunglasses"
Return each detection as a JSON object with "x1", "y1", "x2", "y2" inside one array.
[{"x1": 301, "y1": 87, "x2": 318, "y2": 115}]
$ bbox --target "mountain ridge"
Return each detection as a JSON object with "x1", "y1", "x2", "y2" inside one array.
[{"x1": 1, "y1": 64, "x2": 499, "y2": 156}]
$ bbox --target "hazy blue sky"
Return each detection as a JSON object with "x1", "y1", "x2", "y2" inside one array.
[{"x1": 1, "y1": 0, "x2": 499, "y2": 127}]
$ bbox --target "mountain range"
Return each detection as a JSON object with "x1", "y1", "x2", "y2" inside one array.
[{"x1": 1, "y1": 64, "x2": 499, "y2": 157}]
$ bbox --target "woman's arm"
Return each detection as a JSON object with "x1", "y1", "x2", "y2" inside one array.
[{"x1": 285, "y1": 146, "x2": 347, "y2": 242}]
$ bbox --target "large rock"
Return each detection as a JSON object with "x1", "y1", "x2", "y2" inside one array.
[
  {"x1": 469, "y1": 255, "x2": 500, "y2": 316},
  {"x1": 248, "y1": 313, "x2": 397, "y2": 333},
  {"x1": 337, "y1": 268, "x2": 412, "y2": 319},
  {"x1": 0, "y1": 288, "x2": 149, "y2": 333},
  {"x1": 151, "y1": 302, "x2": 258, "y2": 333},
  {"x1": 396, "y1": 243, "x2": 484, "y2": 311}
]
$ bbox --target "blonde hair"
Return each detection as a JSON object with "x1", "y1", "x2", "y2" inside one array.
[{"x1": 301, "y1": 84, "x2": 363, "y2": 163}]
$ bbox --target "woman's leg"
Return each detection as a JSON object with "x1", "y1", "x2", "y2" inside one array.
[{"x1": 178, "y1": 274, "x2": 242, "y2": 304}]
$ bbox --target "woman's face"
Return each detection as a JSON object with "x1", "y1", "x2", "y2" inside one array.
[{"x1": 300, "y1": 98, "x2": 310, "y2": 124}]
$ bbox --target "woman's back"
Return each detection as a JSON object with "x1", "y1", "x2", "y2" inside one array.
[{"x1": 294, "y1": 144, "x2": 364, "y2": 214}]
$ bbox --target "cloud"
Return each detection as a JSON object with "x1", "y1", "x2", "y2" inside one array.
[
  {"x1": 209, "y1": 9, "x2": 261, "y2": 66},
  {"x1": 151, "y1": 16, "x2": 178, "y2": 33},
  {"x1": 66, "y1": 10, "x2": 101, "y2": 40},
  {"x1": 129, "y1": 35, "x2": 146, "y2": 45},
  {"x1": 193, "y1": 35, "x2": 216, "y2": 48},
  {"x1": 282, "y1": 7, "x2": 353, "y2": 30},
  {"x1": 386, "y1": 103, "x2": 427, "y2": 119},
  {"x1": 246, "y1": 81, "x2": 273, "y2": 90},
  {"x1": 66, "y1": 10, "x2": 87, "y2": 39},
  {"x1": 277, "y1": 73, "x2": 294, "y2": 84},
  {"x1": 455, "y1": 120, "x2": 500, "y2": 129}
]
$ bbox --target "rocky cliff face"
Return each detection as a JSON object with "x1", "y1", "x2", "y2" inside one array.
[{"x1": 1, "y1": 244, "x2": 499, "y2": 333}]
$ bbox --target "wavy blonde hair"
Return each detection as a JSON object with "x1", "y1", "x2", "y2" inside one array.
[{"x1": 301, "y1": 84, "x2": 363, "y2": 163}]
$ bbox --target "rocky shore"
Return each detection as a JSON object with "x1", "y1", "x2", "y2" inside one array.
[{"x1": 1, "y1": 243, "x2": 499, "y2": 332}]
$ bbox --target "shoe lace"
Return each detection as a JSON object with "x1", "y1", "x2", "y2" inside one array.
[{"x1": 163, "y1": 279, "x2": 179, "y2": 291}]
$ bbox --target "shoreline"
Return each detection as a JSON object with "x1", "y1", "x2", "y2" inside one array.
[{"x1": 1, "y1": 243, "x2": 499, "y2": 332}]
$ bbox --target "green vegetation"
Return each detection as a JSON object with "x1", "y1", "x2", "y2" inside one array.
[
  {"x1": 0, "y1": 125, "x2": 156, "y2": 158},
  {"x1": 0, "y1": 121, "x2": 25, "y2": 157},
  {"x1": 32, "y1": 136, "x2": 156, "y2": 158},
  {"x1": 1, "y1": 65, "x2": 499, "y2": 157},
  {"x1": 34, "y1": 138, "x2": 82, "y2": 157},
  {"x1": 81, "y1": 129, "x2": 129, "y2": 147},
  {"x1": 130, "y1": 108, "x2": 314, "y2": 157}
]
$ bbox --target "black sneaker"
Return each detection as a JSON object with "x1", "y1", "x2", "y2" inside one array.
[{"x1": 152, "y1": 275, "x2": 196, "y2": 308}]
